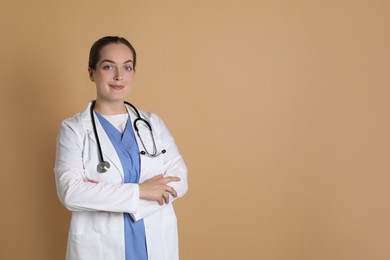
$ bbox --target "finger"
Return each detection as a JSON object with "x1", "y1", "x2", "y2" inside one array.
[
  {"x1": 162, "y1": 192, "x2": 170, "y2": 204},
  {"x1": 151, "y1": 174, "x2": 164, "y2": 180},
  {"x1": 83, "y1": 178, "x2": 98, "y2": 183},
  {"x1": 158, "y1": 197, "x2": 164, "y2": 205},
  {"x1": 165, "y1": 186, "x2": 178, "y2": 198},
  {"x1": 162, "y1": 176, "x2": 181, "y2": 184}
]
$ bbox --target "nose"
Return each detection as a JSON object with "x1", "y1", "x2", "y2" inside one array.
[{"x1": 114, "y1": 68, "x2": 123, "y2": 81}]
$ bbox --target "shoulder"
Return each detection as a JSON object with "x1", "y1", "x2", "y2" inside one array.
[
  {"x1": 140, "y1": 110, "x2": 161, "y2": 120},
  {"x1": 58, "y1": 104, "x2": 91, "y2": 136},
  {"x1": 138, "y1": 109, "x2": 165, "y2": 128},
  {"x1": 137, "y1": 109, "x2": 175, "y2": 141},
  {"x1": 61, "y1": 112, "x2": 82, "y2": 129}
]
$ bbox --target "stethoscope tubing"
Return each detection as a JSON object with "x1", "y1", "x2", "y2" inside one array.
[
  {"x1": 90, "y1": 100, "x2": 165, "y2": 173},
  {"x1": 90, "y1": 101, "x2": 105, "y2": 165}
]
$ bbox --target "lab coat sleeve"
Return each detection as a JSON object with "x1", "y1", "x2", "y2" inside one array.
[
  {"x1": 131, "y1": 113, "x2": 188, "y2": 221},
  {"x1": 54, "y1": 118, "x2": 139, "y2": 213}
]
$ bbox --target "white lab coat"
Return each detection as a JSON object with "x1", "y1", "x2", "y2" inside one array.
[{"x1": 54, "y1": 102, "x2": 188, "y2": 260}]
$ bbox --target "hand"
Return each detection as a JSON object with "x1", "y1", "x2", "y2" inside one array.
[
  {"x1": 139, "y1": 174, "x2": 181, "y2": 205},
  {"x1": 82, "y1": 177, "x2": 99, "y2": 183}
]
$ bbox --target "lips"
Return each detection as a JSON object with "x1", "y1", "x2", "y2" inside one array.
[{"x1": 109, "y1": 84, "x2": 125, "y2": 90}]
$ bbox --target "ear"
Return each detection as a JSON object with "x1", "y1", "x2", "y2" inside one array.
[{"x1": 88, "y1": 67, "x2": 95, "y2": 82}]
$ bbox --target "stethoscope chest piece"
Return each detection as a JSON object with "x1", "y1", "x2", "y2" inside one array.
[{"x1": 97, "y1": 161, "x2": 110, "y2": 173}]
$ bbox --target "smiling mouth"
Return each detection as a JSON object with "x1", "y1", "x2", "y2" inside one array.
[{"x1": 109, "y1": 84, "x2": 125, "y2": 90}]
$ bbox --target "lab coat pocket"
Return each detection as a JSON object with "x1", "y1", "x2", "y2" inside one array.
[
  {"x1": 67, "y1": 233, "x2": 103, "y2": 260},
  {"x1": 139, "y1": 141, "x2": 165, "y2": 182}
]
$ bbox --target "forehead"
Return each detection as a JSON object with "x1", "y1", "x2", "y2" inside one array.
[{"x1": 98, "y1": 43, "x2": 133, "y2": 63}]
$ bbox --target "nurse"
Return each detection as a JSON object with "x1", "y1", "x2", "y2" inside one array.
[{"x1": 55, "y1": 36, "x2": 188, "y2": 260}]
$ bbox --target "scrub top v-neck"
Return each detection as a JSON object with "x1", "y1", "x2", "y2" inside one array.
[{"x1": 95, "y1": 111, "x2": 148, "y2": 260}]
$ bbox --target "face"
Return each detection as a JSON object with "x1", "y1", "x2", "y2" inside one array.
[{"x1": 89, "y1": 43, "x2": 135, "y2": 103}]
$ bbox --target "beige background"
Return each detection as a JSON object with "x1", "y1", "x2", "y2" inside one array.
[{"x1": 1, "y1": 0, "x2": 390, "y2": 259}]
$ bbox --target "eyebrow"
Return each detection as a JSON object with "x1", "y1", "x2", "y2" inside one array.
[{"x1": 100, "y1": 59, "x2": 133, "y2": 64}]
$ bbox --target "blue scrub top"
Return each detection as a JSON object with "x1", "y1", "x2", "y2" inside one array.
[{"x1": 95, "y1": 112, "x2": 148, "y2": 260}]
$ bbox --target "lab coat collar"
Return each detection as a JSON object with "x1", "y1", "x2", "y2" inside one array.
[{"x1": 79, "y1": 101, "x2": 140, "y2": 130}]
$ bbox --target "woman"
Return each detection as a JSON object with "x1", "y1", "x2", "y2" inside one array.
[{"x1": 55, "y1": 36, "x2": 188, "y2": 260}]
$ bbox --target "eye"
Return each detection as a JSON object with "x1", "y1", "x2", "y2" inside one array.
[
  {"x1": 103, "y1": 65, "x2": 113, "y2": 70},
  {"x1": 124, "y1": 65, "x2": 133, "y2": 72}
]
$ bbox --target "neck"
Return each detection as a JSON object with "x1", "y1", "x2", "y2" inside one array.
[{"x1": 93, "y1": 99, "x2": 127, "y2": 115}]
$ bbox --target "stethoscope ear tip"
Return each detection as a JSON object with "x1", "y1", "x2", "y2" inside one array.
[{"x1": 140, "y1": 149, "x2": 166, "y2": 157}]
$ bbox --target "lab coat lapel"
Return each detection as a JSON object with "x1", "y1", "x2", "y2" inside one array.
[
  {"x1": 126, "y1": 104, "x2": 161, "y2": 183},
  {"x1": 126, "y1": 104, "x2": 148, "y2": 154},
  {"x1": 80, "y1": 103, "x2": 124, "y2": 178}
]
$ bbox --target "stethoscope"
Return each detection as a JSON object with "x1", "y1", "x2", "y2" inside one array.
[{"x1": 90, "y1": 100, "x2": 166, "y2": 173}]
